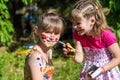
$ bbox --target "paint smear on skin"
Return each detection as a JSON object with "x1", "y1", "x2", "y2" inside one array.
[
  {"x1": 34, "y1": 57, "x2": 42, "y2": 66},
  {"x1": 44, "y1": 70, "x2": 54, "y2": 79},
  {"x1": 41, "y1": 33, "x2": 52, "y2": 48},
  {"x1": 40, "y1": 67, "x2": 42, "y2": 72},
  {"x1": 48, "y1": 38, "x2": 59, "y2": 48},
  {"x1": 41, "y1": 33, "x2": 59, "y2": 48},
  {"x1": 47, "y1": 44, "x2": 53, "y2": 48},
  {"x1": 36, "y1": 57, "x2": 40, "y2": 60},
  {"x1": 39, "y1": 63, "x2": 42, "y2": 66},
  {"x1": 34, "y1": 62, "x2": 39, "y2": 66},
  {"x1": 34, "y1": 61, "x2": 42, "y2": 66},
  {"x1": 41, "y1": 33, "x2": 47, "y2": 39},
  {"x1": 55, "y1": 38, "x2": 58, "y2": 42},
  {"x1": 32, "y1": 57, "x2": 43, "y2": 72}
]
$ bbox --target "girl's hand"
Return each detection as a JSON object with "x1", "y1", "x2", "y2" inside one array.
[
  {"x1": 63, "y1": 43, "x2": 76, "y2": 58},
  {"x1": 87, "y1": 65, "x2": 106, "y2": 79}
]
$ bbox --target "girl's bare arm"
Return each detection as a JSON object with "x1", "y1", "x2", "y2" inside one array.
[
  {"x1": 103, "y1": 43, "x2": 120, "y2": 71},
  {"x1": 72, "y1": 39, "x2": 84, "y2": 63}
]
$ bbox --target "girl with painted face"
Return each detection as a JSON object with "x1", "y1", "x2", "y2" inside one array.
[
  {"x1": 24, "y1": 9, "x2": 64, "y2": 80},
  {"x1": 63, "y1": 0, "x2": 120, "y2": 80}
]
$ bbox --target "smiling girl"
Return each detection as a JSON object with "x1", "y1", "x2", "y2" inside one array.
[
  {"x1": 63, "y1": 0, "x2": 120, "y2": 80},
  {"x1": 24, "y1": 9, "x2": 64, "y2": 80}
]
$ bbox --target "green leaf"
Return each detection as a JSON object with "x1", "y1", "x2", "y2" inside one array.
[
  {"x1": 4, "y1": 10, "x2": 10, "y2": 19},
  {"x1": 0, "y1": 3, "x2": 7, "y2": 10}
]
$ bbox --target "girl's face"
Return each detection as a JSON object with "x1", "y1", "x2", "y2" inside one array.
[
  {"x1": 73, "y1": 13, "x2": 95, "y2": 36},
  {"x1": 40, "y1": 28, "x2": 61, "y2": 48}
]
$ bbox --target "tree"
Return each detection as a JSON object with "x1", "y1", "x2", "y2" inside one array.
[
  {"x1": 0, "y1": 0, "x2": 33, "y2": 47},
  {"x1": 0, "y1": 0, "x2": 14, "y2": 46}
]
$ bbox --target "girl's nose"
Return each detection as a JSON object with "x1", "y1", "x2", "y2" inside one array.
[
  {"x1": 77, "y1": 25, "x2": 82, "y2": 28},
  {"x1": 77, "y1": 25, "x2": 82, "y2": 30},
  {"x1": 50, "y1": 33, "x2": 55, "y2": 40},
  {"x1": 50, "y1": 37, "x2": 54, "y2": 40}
]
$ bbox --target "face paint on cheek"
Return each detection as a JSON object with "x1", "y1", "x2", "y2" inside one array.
[
  {"x1": 55, "y1": 38, "x2": 59, "y2": 42},
  {"x1": 41, "y1": 33, "x2": 47, "y2": 39},
  {"x1": 40, "y1": 33, "x2": 48, "y2": 45},
  {"x1": 41, "y1": 33, "x2": 51, "y2": 48},
  {"x1": 41, "y1": 33, "x2": 58, "y2": 48}
]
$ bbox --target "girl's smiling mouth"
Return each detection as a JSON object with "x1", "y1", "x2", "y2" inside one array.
[{"x1": 77, "y1": 28, "x2": 85, "y2": 35}]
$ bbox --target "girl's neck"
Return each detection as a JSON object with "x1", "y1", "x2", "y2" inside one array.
[
  {"x1": 37, "y1": 41, "x2": 50, "y2": 54},
  {"x1": 34, "y1": 45, "x2": 49, "y2": 62},
  {"x1": 86, "y1": 30, "x2": 95, "y2": 37}
]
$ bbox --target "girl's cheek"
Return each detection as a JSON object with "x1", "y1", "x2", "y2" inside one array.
[
  {"x1": 55, "y1": 37, "x2": 59, "y2": 42},
  {"x1": 56, "y1": 35, "x2": 60, "y2": 41},
  {"x1": 41, "y1": 33, "x2": 47, "y2": 39}
]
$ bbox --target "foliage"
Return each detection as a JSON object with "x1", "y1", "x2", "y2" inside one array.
[
  {"x1": 108, "y1": 0, "x2": 120, "y2": 44},
  {"x1": 0, "y1": 0, "x2": 33, "y2": 47},
  {"x1": 22, "y1": 0, "x2": 33, "y2": 5},
  {"x1": 0, "y1": 0, "x2": 14, "y2": 46}
]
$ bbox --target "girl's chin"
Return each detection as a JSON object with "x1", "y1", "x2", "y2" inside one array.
[
  {"x1": 46, "y1": 42, "x2": 57, "y2": 48},
  {"x1": 77, "y1": 32, "x2": 85, "y2": 36}
]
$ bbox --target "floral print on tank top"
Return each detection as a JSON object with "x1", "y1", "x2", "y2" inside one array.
[
  {"x1": 24, "y1": 49, "x2": 54, "y2": 80},
  {"x1": 43, "y1": 59, "x2": 54, "y2": 80}
]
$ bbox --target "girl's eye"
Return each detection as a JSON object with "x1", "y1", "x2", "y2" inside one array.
[{"x1": 53, "y1": 32, "x2": 59, "y2": 35}]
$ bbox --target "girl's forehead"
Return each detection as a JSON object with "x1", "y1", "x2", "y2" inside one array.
[
  {"x1": 46, "y1": 27, "x2": 54, "y2": 32},
  {"x1": 42, "y1": 26, "x2": 61, "y2": 34},
  {"x1": 72, "y1": 13, "x2": 83, "y2": 23}
]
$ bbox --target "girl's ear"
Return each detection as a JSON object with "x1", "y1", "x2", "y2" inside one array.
[
  {"x1": 90, "y1": 16, "x2": 96, "y2": 24},
  {"x1": 34, "y1": 26, "x2": 40, "y2": 36}
]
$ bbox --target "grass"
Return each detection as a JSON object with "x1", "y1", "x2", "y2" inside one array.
[
  {"x1": 0, "y1": 46, "x2": 82, "y2": 80},
  {"x1": 0, "y1": 47, "x2": 26, "y2": 80},
  {"x1": 53, "y1": 58, "x2": 81, "y2": 80}
]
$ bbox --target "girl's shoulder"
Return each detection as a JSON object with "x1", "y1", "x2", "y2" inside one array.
[
  {"x1": 101, "y1": 29, "x2": 117, "y2": 47},
  {"x1": 101, "y1": 29, "x2": 113, "y2": 34},
  {"x1": 26, "y1": 45, "x2": 43, "y2": 62},
  {"x1": 101, "y1": 29, "x2": 116, "y2": 39},
  {"x1": 28, "y1": 49, "x2": 41, "y2": 57}
]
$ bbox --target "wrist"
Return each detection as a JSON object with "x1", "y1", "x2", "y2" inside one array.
[{"x1": 101, "y1": 66, "x2": 106, "y2": 73}]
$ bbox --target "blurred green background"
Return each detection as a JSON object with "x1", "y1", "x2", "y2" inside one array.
[{"x1": 0, "y1": 0, "x2": 120, "y2": 80}]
